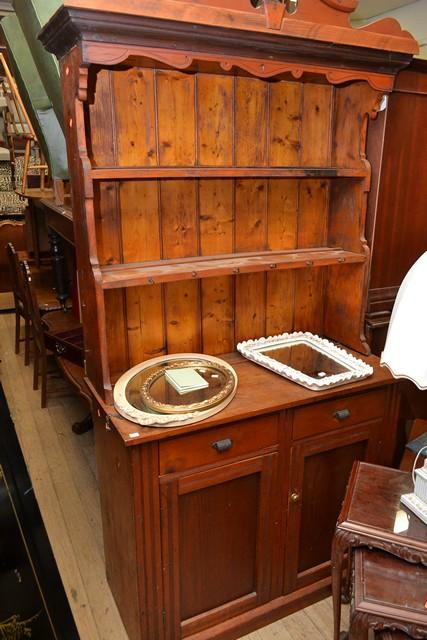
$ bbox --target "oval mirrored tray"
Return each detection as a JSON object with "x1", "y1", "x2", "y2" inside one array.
[{"x1": 113, "y1": 353, "x2": 238, "y2": 427}]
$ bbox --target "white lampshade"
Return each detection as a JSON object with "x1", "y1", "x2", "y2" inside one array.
[{"x1": 381, "y1": 252, "x2": 427, "y2": 390}]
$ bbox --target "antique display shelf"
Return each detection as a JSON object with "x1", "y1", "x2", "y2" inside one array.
[{"x1": 40, "y1": 1, "x2": 417, "y2": 639}]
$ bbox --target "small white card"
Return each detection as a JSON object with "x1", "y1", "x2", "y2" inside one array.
[{"x1": 165, "y1": 367, "x2": 209, "y2": 395}]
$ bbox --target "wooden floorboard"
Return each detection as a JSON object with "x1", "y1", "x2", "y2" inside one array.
[{"x1": 0, "y1": 304, "x2": 349, "y2": 640}]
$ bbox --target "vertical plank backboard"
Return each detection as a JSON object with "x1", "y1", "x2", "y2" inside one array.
[
  {"x1": 269, "y1": 81, "x2": 302, "y2": 166},
  {"x1": 298, "y1": 180, "x2": 329, "y2": 248},
  {"x1": 113, "y1": 68, "x2": 157, "y2": 166},
  {"x1": 158, "y1": 83, "x2": 200, "y2": 356},
  {"x1": 294, "y1": 268, "x2": 325, "y2": 335},
  {"x1": 235, "y1": 178, "x2": 267, "y2": 342},
  {"x1": 266, "y1": 179, "x2": 299, "y2": 335},
  {"x1": 235, "y1": 179, "x2": 268, "y2": 252},
  {"x1": 235, "y1": 272, "x2": 267, "y2": 343},
  {"x1": 267, "y1": 179, "x2": 298, "y2": 250},
  {"x1": 126, "y1": 284, "x2": 166, "y2": 364},
  {"x1": 160, "y1": 180, "x2": 198, "y2": 259},
  {"x1": 235, "y1": 77, "x2": 268, "y2": 166},
  {"x1": 90, "y1": 70, "x2": 128, "y2": 376},
  {"x1": 120, "y1": 181, "x2": 160, "y2": 263},
  {"x1": 197, "y1": 74, "x2": 233, "y2": 166},
  {"x1": 119, "y1": 180, "x2": 165, "y2": 364},
  {"x1": 157, "y1": 70, "x2": 196, "y2": 166},
  {"x1": 300, "y1": 84, "x2": 333, "y2": 167},
  {"x1": 164, "y1": 281, "x2": 201, "y2": 353},
  {"x1": 199, "y1": 179, "x2": 235, "y2": 354},
  {"x1": 112, "y1": 64, "x2": 164, "y2": 365}
]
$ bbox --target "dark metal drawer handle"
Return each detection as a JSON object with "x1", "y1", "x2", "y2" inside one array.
[
  {"x1": 334, "y1": 409, "x2": 351, "y2": 421},
  {"x1": 212, "y1": 438, "x2": 233, "y2": 453}
]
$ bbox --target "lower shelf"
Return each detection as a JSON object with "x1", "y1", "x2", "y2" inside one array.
[{"x1": 99, "y1": 247, "x2": 366, "y2": 289}]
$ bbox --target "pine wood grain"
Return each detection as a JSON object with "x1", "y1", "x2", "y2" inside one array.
[
  {"x1": 113, "y1": 68, "x2": 157, "y2": 166},
  {"x1": 197, "y1": 74, "x2": 233, "y2": 167},
  {"x1": 269, "y1": 82, "x2": 302, "y2": 167},
  {"x1": 301, "y1": 84, "x2": 333, "y2": 167},
  {"x1": 157, "y1": 70, "x2": 196, "y2": 166},
  {"x1": 235, "y1": 77, "x2": 268, "y2": 167},
  {"x1": 0, "y1": 306, "x2": 352, "y2": 640}
]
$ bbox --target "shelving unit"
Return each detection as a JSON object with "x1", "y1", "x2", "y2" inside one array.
[{"x1": 41, "y1": 2, "x2": 417, "y2": 639}]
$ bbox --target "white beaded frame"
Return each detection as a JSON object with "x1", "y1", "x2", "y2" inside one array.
[{"x1": 237, "y1": 332, "x2": 373, "y2": 391}]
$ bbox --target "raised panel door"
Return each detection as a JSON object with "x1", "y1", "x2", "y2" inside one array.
[
  {"x1": 284, "y1": 421, "x2": 381, "y2": 593},
  {"x1": 160, "y1": 452, "x2": 282, "y2": 638}
]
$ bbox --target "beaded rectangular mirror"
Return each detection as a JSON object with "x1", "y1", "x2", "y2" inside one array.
[{"x1": 237, "y1": 332, "x2": 373, "y2": 391}]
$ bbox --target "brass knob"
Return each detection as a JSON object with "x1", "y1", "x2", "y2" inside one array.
[{"x1": 290, "y1": 491, "x2": 301, "y2": 504}]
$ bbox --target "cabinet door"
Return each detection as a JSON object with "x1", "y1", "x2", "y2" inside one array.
[
  {"x1": 160, "y1": 452, "x2": 281, "y2": 638},
  {"x1": 284, "y1": 422, "x2": 380, "y2": 593}
]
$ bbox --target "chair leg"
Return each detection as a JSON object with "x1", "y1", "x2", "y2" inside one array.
[
  {"x1": 33, "y1": 347, "x2": 39, "y2": 390},
  {"x1": 24, "y1": 317, "x2": 30, "y2": 366},
  {"x1": 15, "y1": 311, "x2": 20, "y2": 354},
  {"x1": 40, "y1": 354, "x2": 47, "y2": 409}
]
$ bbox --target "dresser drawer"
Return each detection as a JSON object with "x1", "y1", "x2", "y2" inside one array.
[
  {"x1": 292, "y1": 389, "x2": 387, "y2": 441},
  {"x1": 159, "y1": 414, "x2": 279, "y2": 475}
]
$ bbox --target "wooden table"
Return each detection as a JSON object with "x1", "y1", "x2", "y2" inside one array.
[
  {"x1": 332, "y1": 461, "x2": 427, "y2": 640},
  {"x1": 351, "y1": 547, "x2": 427, "y2": 639}
]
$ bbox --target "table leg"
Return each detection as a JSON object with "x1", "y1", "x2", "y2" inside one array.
[
  {"x1": 332, "y1": 532, "x2": 347, "y2": 640},
  {"x1": 349, "y1": 612, "x2": 370, "y2": 640},
  {"x1": 48, "y1": 229, "x2": 69, "y2": 310}
]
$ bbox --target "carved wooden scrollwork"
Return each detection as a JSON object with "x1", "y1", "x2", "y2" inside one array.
[{"x1": 335, "y1": 526, "x2": 427, "y2": 565}]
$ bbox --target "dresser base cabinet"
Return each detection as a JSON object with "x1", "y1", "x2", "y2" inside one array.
[{"x1": 93, "y1": 378, "x2": 398, "y2": 640}]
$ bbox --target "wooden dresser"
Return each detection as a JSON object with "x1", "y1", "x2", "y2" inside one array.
[{"x1": 40, "y1": 2, "x2": 418, "y2": 638}]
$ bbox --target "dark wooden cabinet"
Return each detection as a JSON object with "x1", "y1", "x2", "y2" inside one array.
[
  {"x1": 40, "y1": 1, "x2": 417, "y2": 638},
  {"x1": 160, "y1": 451, "x2": 281, "y2": 637},
  {"x1": 159, "y1": 413, "x2": 284, "y2": 636},
  {"x1": 285, "y1": 420, "x2": 381, "y2": 593}
]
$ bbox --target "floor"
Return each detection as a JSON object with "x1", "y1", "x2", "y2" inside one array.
[{"x1": 0, "y1": 304, "x2": 349, "y2": 640}]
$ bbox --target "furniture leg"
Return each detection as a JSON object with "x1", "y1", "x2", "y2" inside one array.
[
  {"x1": 343, "y1": 547, "x2": 353, "y2": 604},
  {"x1": 27, "y1": 199, "x2": 41, "y2": 268},
  {"x1": 48, "y1": 229, "x2": 69, "y2": 310},
  {"x1": 24, "y1": 316, "x2": 30, "y2": 366},
  {"x1": 14, "y1": 311, "x2": 20, "y2": 354},
  {"x1": 349, "y1": 612, "x2": 370, "y2": 640},
  {"x1": 332, "y1": 533, "x2": 347, "y2": 640},
  {"x1": 33, "y1": 346, "x2": 39, "y2": 390},
  {"x1": 40, "y1": 354, "x2": 47, "y2": 409}
]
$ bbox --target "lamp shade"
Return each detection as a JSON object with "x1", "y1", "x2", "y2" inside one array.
[{"x1": 381, "y1": 252, "x2": 427, "y2": 390}]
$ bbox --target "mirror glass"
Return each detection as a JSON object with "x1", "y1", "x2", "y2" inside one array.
[{"x1": 256, "y1": 342, "x2": 350, "y2": 379}]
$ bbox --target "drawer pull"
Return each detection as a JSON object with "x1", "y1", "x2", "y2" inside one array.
[
  {"x1": 334, "y1": 409, "x2": 351, "y2": 421},
  {"x1": 290, "y1": 491, "x2": 301, "y2": 504},
  {"x1": 212, "y1": 438, "x2": 233, "y2": 453}
]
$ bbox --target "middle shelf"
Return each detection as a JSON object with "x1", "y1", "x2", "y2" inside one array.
[{"x1": 99, "y1": 247, "x2": 366, "y2": 289}]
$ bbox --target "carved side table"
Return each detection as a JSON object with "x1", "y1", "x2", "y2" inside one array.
[
  {"x1": 332, "y1": 461, "x2": 427, "y2": 640},
  {"x1": 350, "y1": 547, "x2": 427, "y2": 639}
]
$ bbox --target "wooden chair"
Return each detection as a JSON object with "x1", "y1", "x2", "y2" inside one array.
[
  {"x1": 20, "y1": 259, "x2": 80, "y2": 408},
  {"x1": 6, "y1": 241, "x2": 32, "y2": 364}
]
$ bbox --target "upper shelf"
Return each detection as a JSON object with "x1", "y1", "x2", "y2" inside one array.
[
  {"x1": 99, "y1": 247, "x2": 366, "y2": 290},
  {"x1": 90, "y1": 167, "x2": 369, "y2": 181}
]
